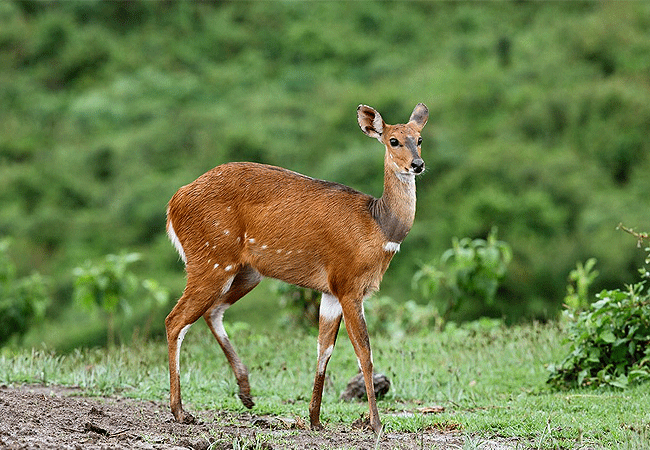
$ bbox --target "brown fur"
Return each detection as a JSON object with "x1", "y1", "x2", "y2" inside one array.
[{"x1": 165, "y1": 103, "x2": 428, "y2": 433}]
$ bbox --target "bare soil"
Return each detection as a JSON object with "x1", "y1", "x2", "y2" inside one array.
[{"x1": 0, "y1": 384, "x2": 521, "y2": 449}]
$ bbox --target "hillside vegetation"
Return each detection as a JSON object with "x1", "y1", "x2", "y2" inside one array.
[{"x1": 1, "y1": 1, "x2": 649, "y2": 333}]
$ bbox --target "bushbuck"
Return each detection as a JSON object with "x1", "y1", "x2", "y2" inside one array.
[{"x1": 165, "y1": 103, "x2": 429, "y2": 433}]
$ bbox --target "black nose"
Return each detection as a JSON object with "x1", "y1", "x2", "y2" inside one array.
[{"x1": 411, "y1": 158, "x2": 425, "y2": 174}]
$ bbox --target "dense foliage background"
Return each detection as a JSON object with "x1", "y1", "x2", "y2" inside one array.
[{"x1": 1, "y1": 1, "x2": 649, "y2": 345}]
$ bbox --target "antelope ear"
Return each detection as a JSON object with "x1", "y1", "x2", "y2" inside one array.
[
  {"x1": 357, "y1": 105, "x2": 384, "y2": 140},
  {"x1": 409, "y1": 103, "x2": 429, "y2": 130}
]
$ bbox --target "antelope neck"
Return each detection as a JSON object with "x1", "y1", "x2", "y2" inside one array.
[{"x1": 368, "y1": 167, "x2": 416, "y2": 244}]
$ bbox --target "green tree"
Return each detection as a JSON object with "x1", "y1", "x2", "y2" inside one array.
[{"x1": 73, "y1": 252, "x2": 169, "y2": 346}]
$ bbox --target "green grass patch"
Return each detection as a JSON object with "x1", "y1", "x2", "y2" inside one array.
[{"x1": 2, "y1": 322, "x2": 649, "y2": 448}]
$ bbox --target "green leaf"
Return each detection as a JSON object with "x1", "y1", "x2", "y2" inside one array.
[
  {"x1": 599, "y1": 330, "x2": 616, "y2": 344},
  {"x1": 609, "y1": 374, "x2": 628, "y2": 389}
]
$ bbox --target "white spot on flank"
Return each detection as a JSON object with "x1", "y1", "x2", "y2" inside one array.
[
  {"x1": 210, "y1": 304, "x2": 229, "y2": 339},
  {"x1": 227, "y1": 206, "x2": 232, "y2": 211},
  {"x1": 175, "y1": 324, "x2": 191, "y2": 375},
  {"x1": 383, "y1": 242, "x2": 401, "y2": 253},
  {"x1": 225, "y1": 265, "x2": 233, "y2": 272},
  {"x1": 319, "y1": 293, "x2": 342, "y2": 321},
  {"x1": 276, "y1": 249, "x2": 282, "y2": 254},
  {"x1": 286, "y1": 250, "x2": 292, "y2": 255},
  {"x1": 205, "y1": 242, "x2": 210, "y2": 247},
  {"x1": 166, "y1": 220, "x2": 187, "y2": 264},
  {"x1": 248, "y1": 238, "x2": 256, "y2": 244},
  {"x1": 236, "y1": 237, "x2": 241, "y2": 243},
  {"x1": 214, "y1": 263, "x2": 219, "y2": 269},
  {"x1": 223, "y1": 229, "x2": 230, "y2": 235},
  {"x1": 261, "y1": 245, "x2": 268, "y2": 250}
]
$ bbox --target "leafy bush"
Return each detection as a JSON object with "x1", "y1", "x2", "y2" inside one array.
[
  {"x1": 73, "y1": 252, "x2": 169, "y2": 345},
  {"x1": 0, "y1": 239, "x2": 50, "y2": 345},
  {"x1": 412, "y1": 229, "x2": 512, "y2": 324},
  {"x1": 548, "y1": 229, "x2": 650, "y2": 388}
]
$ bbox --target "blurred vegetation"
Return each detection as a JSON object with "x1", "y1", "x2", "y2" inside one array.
[
  {"x1": 1, "y1": 1, "x2": 650, "y2": 346},
  {"x1": 73, "y1": 252, "x2": 168, "y2": 346},
  {"x1": 0, "y1": 239, "x2": 49, "y2": 345}
]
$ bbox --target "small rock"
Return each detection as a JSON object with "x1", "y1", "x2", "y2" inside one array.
[{"x1": 340, "y1": 372, "x2": 390, "y2": 401}]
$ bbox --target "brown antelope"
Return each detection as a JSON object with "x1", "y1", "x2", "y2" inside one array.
[{"x1": 165, "y1": 103, "x2": 428, "y2": 433}]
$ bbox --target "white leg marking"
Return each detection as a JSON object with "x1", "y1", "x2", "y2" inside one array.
[
  {"x1": 383, "y1": 241, "x2": 401, "y2": 253},
  {"x1": 221, "y1": 275, "x2": 235, "y2": 296},
  {"x1": 167, "y1": 220, "x2": 187, "y2": 264},
  {"x1": 209, "y1": 304, "x2": 230, "y2": 339},
  {"x1": 320, "y1": 293, "x2": 342, "y2": 321},
  {"x1": 318, "y1": 345, "x2": 334, "y2": 375},
  {"x1": 176, "y1": 324, "x2": 191, "y2": 375}
]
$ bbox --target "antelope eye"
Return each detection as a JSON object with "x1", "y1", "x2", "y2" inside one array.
[
  {"x1": 389, "y1": 138, "x2": 400, "y2": 147},
  {"x1": 417, "y1": 137, "x2": 423, "y2": 146}
]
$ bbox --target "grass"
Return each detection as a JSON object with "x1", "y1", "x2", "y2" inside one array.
[{"x1": 2, "y1": 321, "x2": 650, "y2": 449}]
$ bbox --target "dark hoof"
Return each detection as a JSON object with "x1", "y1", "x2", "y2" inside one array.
[
  {"x1": 239, "y1": 392, "x2": 255, "y2": 409},
  {"x1": 174, "y1": 410, "x2": 196, "y2": 424},
  {"x1": 310, "y1": 421, "x2": 324, "y2": 431}
]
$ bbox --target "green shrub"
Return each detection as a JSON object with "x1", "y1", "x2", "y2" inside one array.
[
  {"x1": 412, "y1": 228, "x2": 512, "y2": 324},
  {"x1": 0, "y1": 239, "x2": 50, "y2": 345},
  {"x1": 548, "y1": 228, "x2": 650, "y2": 388}
]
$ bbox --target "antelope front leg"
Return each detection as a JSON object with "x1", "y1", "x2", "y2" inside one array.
[
  {"x1": 309, "y1": 293, "x2": 343, "y2": 430},
  {"x1": 341, "y1": 298, "x2": 382, "y2": 434}
]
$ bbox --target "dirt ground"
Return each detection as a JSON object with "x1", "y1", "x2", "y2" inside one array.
[{"x1": 0, "y1": 384, "x2": 522, "y2": 449}]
